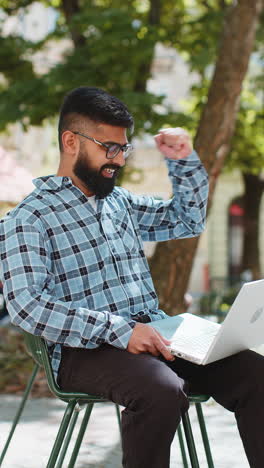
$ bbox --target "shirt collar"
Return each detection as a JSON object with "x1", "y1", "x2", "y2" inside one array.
[
  {"x1": 32, "y1": 175, "x2": 111, "y2": 211},
  {"x1": 33, "y1": 175, "x2": 73, "y2": 191}
]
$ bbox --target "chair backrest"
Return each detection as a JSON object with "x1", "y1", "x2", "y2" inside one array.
[
  {"x1": 23, "y1": 330, "x2": 44, "y2": 367},
  {"x1": 22, "y1": 330, "x2": 105, "y2": 403}
]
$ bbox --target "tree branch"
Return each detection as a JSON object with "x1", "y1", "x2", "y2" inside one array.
[
  {"x1": 148, "y1": 0, "x2": 161, "y2": 25},
  {"x1": 201, "y1": 0, "x2": 211, "y2": 10},
  {"x1": 61, "y1": 0, "x2": 86, "y2": 48},
  {"x1": 133, "y1": 0, "x2": 162, "y2": 92},
  {"x1": 218, "y1": 0, "x2": 228, "y2": 10}
]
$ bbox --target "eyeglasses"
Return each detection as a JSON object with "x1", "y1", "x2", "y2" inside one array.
[{"x1": 73, "y1": 131, "x2": 133, "y2": 160}]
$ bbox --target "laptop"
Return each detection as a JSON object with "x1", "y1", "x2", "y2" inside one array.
[{"x1": 148, "y1": 279, "x2": 264, "y2": 365}]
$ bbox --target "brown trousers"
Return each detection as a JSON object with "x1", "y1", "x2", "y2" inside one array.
[{"x1": 58, "y1": 345, "x2": 264, "y2": 468}]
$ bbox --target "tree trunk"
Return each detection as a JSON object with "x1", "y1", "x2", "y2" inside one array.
[
  {"x1": 134, "y1": 0, "x2": 161, "y2": 92},
  {"x1": 61, "y1": 0, "x2": 86, "y2": 48},
  {"x1": 150, "y1": 237, "x2": 199, "y2": 315},
  {"x1": 241, "y1": 173, "x2": 264, "y2": 279},
  {"x1": 150, "y1": 0, "x2": 264, "y2": 315}
]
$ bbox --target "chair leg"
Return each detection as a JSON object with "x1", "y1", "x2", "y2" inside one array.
[
  {"x1": 46, "y1": 400, "x2": 76, "y2": 468},
  {"x1": 182, "y1": 411, "x2": 200, "y2": 468},
  {"x1": 55, "y1": 409, "x2": 79, "y2": 468},
  {"x1": 177, "y1": 422, "x2": 189, "y2": 468},
  {"x1": 115, "y1": 404, "x2": 122, "y2": 436},
  {"x1": 195, "y1": 403, "x2": 214, "y2": 468},
  {"x1": 67, "y1": 403, "x2": 94, "y2": 468},
  {"x1": 0, "y1": 363, "x2": 39, "y2": 466}
]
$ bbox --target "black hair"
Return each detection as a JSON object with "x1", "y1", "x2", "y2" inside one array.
[{"x1": 58, "y1": 87, "x2": 134, "y2": 151}]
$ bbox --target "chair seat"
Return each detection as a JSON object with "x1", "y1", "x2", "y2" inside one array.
[{"x1": 188, "y1": 394, "x2": 210, "y2": 403}]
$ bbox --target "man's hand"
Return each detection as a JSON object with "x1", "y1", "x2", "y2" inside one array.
[
  {"x1": 127, "y1": 322, "x2": 175, "y2": 361},
  {"x1": 154, "y1": 127, "x2": 193, "y2": 160}
]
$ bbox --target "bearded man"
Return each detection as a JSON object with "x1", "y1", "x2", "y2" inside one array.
[{"x1": 1, "y1": 87, "x2": 264, "y2": 468}]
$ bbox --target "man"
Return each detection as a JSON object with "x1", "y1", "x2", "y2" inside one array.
[{"x1": 1, "y1": 87, "x2": 264, "y2": 468}]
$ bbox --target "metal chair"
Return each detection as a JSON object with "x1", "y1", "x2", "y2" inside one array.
[
  {"x1": 178, "y1": 394, "x2": 214, "y2": 467},
  {"x1": 0, "y1": 331, "x2": 121, "y2": 468},
  {"x1": 1, "y1": 332, "x2": 214, "y2": 468},
  {"x1": 26, "y1": 331, "x2": 123, "y2": 468}
]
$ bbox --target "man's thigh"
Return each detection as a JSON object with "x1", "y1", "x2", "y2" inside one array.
[
  {"x1": 58, "y1": 345, "x2": 188, "y2": 409},
  {"x1": 167, "y1": 349, "x2": 264, "y2": 411}
]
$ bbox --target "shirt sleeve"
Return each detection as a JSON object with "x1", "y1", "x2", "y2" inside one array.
[
  {"x1": 125, "y1": 150, "x2": 209, "y2": 242},
  {"x1": 0, "y1": 218, "x2": 135, "y2": 349}
]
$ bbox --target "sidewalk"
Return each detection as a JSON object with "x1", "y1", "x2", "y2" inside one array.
[{"x1": 0, "y1": 395, "x2": 249, "y2": 468}]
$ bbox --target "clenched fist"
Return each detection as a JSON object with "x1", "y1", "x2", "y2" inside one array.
[{"x1": 154, "y1": 127, "x2": 193, "y2": 160}]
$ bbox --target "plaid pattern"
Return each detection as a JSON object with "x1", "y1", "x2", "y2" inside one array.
[{"x1": 0, "y1": 151, "x2": 208, "y2": 379}]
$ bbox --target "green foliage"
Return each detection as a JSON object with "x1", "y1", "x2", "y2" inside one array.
[
  {"x1": 171, "y1": 1, "x2": 264, "y2": 179},
  {"x1": 0, "y1": 0, "x2": 230, "y2": 134},
  {"x1": 0, "y1": 1, "x2": 184, "y2": 134},
  {"x1": 228, "y1": 90, "x2": 264, "y2": 174},
  {"x1": 0, "y1": 0, "x2": 32, "y2": 14},
  {"x1": 186, "y1": 76, "x2": 264, "y2": 176},
  {"x1": 0, "y1": 0, "x2": 263, "y2": 155},
  {"x1": 176, "y1": 9, "x2": 225, "y2": 74},
  {"x1": 0, "y1": 327, "x2": 33, "y2": 393},
  {"x1": 0, "y1": 327, "x2": 51, "y2": 395},
  {"x1": 198, "y1": 290, "x2": 219, "y2": 316},
  {"x1": 0, "y1": 36, "x2": 35, "y2": 81},
  {"x1": 198, "y1": 284, "x2": 240, "y2": 321}
]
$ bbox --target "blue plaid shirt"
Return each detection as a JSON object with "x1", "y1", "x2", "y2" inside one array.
[{"x1": 0, "y1": 151, "x2": 208, "y2": 379}]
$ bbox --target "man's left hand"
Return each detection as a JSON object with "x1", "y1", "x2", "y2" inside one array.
[{"x1": 154, "y1": 127, "x2": 193, "y2": 160}]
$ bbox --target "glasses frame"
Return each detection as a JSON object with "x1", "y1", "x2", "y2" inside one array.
[{"x1": 72, "y1": 131, "x2": 133, "y2": 160}]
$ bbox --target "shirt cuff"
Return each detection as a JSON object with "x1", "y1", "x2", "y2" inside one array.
[
  {"x1": 166, "y1": 150, "x2": 201, "y2": 173},
  {"x1": 105, "y1": 316, "x2": 136, "y2": 349}
]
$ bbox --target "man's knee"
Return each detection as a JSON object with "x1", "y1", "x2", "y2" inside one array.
[
  {"x1": 139, "y1": 373, "x2": 189, "y2": 419},
  {"x1": 160, "y1": 378, "x2": 189, "y2": 415}
]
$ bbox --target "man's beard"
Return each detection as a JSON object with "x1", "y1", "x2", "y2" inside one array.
[{"x1": 73, "y1": 150, "x2": 122, "y2": 198}]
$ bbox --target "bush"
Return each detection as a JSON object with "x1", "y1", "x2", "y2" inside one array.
[{"x1": 198, "y1": 284, "x2": 240, "y2": 322}]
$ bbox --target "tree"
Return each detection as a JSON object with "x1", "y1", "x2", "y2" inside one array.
[
  {"x1": 227, "y1": 89, "x2": 264, "y2": 280},
  {"x1": 150, "y1": 0, "x2": 264, "y2": 314},
  {"x1": 0, "y1": 0, "x2": 181, "y2": 133}
]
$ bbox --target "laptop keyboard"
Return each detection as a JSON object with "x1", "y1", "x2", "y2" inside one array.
[{"x1": 171, "y1": 330, "x2": 218, "y2": 356}]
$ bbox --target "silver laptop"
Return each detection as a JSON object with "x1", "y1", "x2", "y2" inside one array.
[{"x1": 148, "y1": 279, "x2": 264, "y2": 365}]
